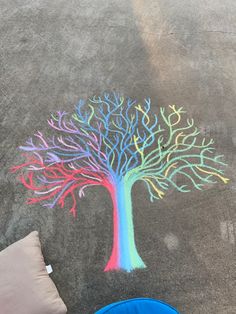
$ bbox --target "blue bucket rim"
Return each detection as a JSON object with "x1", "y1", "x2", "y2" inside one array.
[{"x1": 96, "y1": 297, "x2": 179, "y2": 313}]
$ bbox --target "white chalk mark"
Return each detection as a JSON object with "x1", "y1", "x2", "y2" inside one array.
[
  {"x1": 220, "y1": 221, "x2": 228, "y2": 241},
  {"x1": 164, "y1": 233, "x2": 179, "y2": 250},
  {"x1": 228, "y1": 222, "x2": 235, "y2": 245},
  {"x1": 220, "y1": 221, "x2": 235, "y2": 244}
]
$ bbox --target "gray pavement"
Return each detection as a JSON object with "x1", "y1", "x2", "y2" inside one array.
[{"x1": 0, "y1": 1, "x2": 236, "y2": 313}]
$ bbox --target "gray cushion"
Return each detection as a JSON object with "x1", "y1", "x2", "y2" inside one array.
[{"x1": 0, "y1": 231, "x2": 67, "y2": 314}]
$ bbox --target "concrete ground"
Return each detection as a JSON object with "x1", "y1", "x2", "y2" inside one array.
[{"x1": 0, "y1": 0, "x2": 236, "y2": 313}]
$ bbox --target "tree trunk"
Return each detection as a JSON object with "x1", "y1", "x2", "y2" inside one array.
[{"x1": 104, "y1": 178, "x2": 146, "y2": 272}]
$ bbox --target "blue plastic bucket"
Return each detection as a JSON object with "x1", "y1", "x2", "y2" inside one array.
[{"x1": 95, "y1": 298, "x2": 179, "y2": 314}]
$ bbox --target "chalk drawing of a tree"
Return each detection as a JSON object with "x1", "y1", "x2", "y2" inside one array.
[{"x1": 12, "y1": 93, "x2": 229, "y2": 272}]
